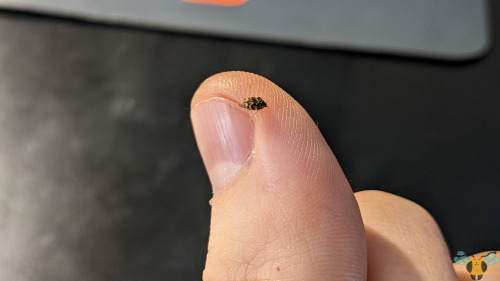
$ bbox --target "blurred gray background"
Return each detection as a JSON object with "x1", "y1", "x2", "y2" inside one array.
[{"x1": 0, "y1": 0, "x2": 491, "y2": 60}]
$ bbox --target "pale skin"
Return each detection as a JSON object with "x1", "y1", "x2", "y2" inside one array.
[{"x1": 191, "y1": 71, "x2": 499, "y2": 281}]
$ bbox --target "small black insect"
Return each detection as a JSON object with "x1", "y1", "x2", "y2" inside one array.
[{"x1": 242, "y1": 97, "x2": 267, "y2": 110}]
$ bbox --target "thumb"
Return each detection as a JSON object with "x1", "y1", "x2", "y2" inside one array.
[{"x1": 191, "y1": 72, "x2": 366, "y2": 280}]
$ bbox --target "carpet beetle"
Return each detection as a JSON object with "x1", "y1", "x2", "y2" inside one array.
[{"x1": 242, "y1": 97, "x2": 267, "y2": 111}]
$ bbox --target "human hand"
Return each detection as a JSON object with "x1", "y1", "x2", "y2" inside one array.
[{"x1": 190, "y1": 72, "x2": 499, "y2": 281}]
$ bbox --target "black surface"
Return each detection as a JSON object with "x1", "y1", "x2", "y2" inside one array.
[{"x1": 0, "y1": 5, "x2": 499, "y2": 281}]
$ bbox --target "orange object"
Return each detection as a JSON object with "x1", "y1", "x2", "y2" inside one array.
[{"x1": 182, "y1": 0, "x2": 248, "y2": 6}]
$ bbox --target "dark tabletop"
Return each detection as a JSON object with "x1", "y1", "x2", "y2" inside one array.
[{"x1": 0, "y1": 5, "x2": 499, "y2": 281}]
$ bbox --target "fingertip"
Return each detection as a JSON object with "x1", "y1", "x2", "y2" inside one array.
[
  {"x1": 190, "y1": 71, "x2": 285, "y2": 192},
  {"x1": 356, "y1": 190, "x2": 457, "y2": 281},
  {"x1": 193, "y1": 72, "x2": 366, "y2": 280},
  {"x1": 191, "y1": 71, "x2": 281, "y2": 109}
]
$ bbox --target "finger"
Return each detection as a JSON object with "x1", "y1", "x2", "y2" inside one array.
[
  {"x1": 191, "y1": 71, "x2": 366, "y2": 281},
  {"x1": 355, "y1": 190, "x2": 458, "y2": 281},
  {"x1": 453, "y1": 251, "x2": 500, "y2": 281}
]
